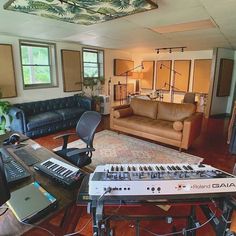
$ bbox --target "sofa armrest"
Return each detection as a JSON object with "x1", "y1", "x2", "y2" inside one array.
[
  {"x1": 78, "y1": 97, "x2": 92, "y2": 110},
  {"x1": 181, "y1": 112, "x2": 203, "y2": 150},
  {"x1": 8, "y1": 107, "x2": 27, "y2": 134},
  {"x1": 110, "y1": 104, "x2": 131, "y2": 129}
]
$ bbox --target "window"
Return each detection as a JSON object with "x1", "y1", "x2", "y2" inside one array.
[
  {"x1": 82, "y1": 48, "x2": 104, "y2": 79},
  {"x1": 20, "y1": 40, "x2": 57, "y2": 89}
]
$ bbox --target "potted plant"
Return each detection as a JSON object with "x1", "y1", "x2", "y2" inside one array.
[
  {"x1": 83, "y1": 76, "x2": 105, "y2": 112},
  {"x1": 0, "y1": 90, "x2": 12, "y2": 135},
  {"x1": 0, "y1": 100, "x2": 11, "y2": 135}
]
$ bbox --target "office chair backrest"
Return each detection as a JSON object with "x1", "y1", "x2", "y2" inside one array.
[
  {"x1": 76, "y1": 111, "x2": 102, "y2": 148},
  {"x1": 183, "y1": 92, "x2": 196, "y2": 104}
]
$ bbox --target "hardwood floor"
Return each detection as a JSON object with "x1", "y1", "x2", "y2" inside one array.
[{"x1": 30, "y1": 116, "x2": 235, "y2": 236}]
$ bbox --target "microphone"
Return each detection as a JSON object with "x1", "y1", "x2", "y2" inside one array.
[{"x1": 160, "y1": 64, "x2": 163, "y2": 69}]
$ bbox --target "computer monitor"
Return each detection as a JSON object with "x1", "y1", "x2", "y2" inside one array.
[{"x1": 0, "y1": 153, "x2": 10, "y2": 206}]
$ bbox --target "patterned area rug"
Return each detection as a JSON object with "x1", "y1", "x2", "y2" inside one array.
[{"x1": 54, "y1": 130, "x2": 203, "y2": 169}]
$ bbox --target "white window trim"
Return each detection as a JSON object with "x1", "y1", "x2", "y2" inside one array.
[{"x1": 19, "y1": 40, "x2": 58, "y2": 90}]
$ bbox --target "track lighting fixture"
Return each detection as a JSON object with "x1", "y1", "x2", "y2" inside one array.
[{"x1": 155, "y1": 47, "x2": 187, "y2": 54}]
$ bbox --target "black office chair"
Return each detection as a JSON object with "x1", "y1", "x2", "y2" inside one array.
[{"x1": 54, "y1": 111, "x2": 102, "y2": 168}]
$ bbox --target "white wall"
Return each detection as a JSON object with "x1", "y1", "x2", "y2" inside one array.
[
  {"x1": 0, "y1": 34, "x2": 83, "y2": 104},
  {"x1": 0, "y1": 34, "x2": 133, "y2": 105},
  {"x1": 131, "y1": 50, "x2": 213, "y2": 103},
  {"x1": 2, "y1": 34, "x2": 234, "y2": 116},
  {"x1": 209, "y1": 48, "x2": 236, "y2": 116}
]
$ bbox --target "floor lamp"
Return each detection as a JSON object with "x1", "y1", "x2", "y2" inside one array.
[
  {"x1": 160, "y1": 63, "x2": 181, "y2": 103},
  {"x1": 118, "y1": 63, "x2": 144, "y2": 102}
]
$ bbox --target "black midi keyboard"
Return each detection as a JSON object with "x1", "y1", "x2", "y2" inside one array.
[
  {"x1": 0, "y1": 148, "x2": 31, "y2": 183},
  {"x1": 34, "y1": 157, "x2": 82, "y2": 187}
]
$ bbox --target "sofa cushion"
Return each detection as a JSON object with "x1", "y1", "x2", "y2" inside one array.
[
  {"x1": 114, "y1": 116, "x2": 182, "y2": 141},
  {"x1": 173, "y1": 121, "x2": 184, "y2": 131},
  {"x1": 27, "y1": 112, "x2": 62, "y2": 131},
  {"x1": 157, "y1": 102, "x2": 196, "y2": 122},
  {"x1": 130, "y1": 98, "x2": 158, "y2": 119},
  {"x1": 55, "y1": 107, "x2": 85, "y2": 120},
  {"x1": 114, "y1": 107, "x2": 133, "y2": 118}
]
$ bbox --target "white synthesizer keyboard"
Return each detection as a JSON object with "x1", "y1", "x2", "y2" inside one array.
[{"x1": 89, "y1": 163, "x2": 236, "y2": 199}]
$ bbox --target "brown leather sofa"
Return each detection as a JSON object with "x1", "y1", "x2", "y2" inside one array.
[{"x1": 110, "y1": 98, "x2": 203, "y2": 150}]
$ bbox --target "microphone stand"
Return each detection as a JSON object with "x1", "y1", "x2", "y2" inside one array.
[
  {"x1": 160, "y1": 63, "x2": 181, "y2": 103},
  {"x1": 118, "y1": 64, "x2": 143, "y2": 103}
]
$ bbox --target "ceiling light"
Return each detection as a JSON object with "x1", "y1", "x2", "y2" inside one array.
[{"x1": 155, "y1": 47, "x2": 186, "y2": 54}]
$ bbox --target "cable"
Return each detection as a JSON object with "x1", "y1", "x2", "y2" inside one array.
[
  {"x1": 0, "y1": 208, "x2": 8, "y2": 216},
  {"x1": 20, "y1": 221, "x2": 55, "y2": 236},
  {"x1": 64, "y1": 217, "x2": 92, "y2": 236},
  {"x1": 139, "y1": 211, "x2": 217, "y2": 236},
  {"x1": 98, "y1": 187, "x2": 112, "y2": 201},
  {"x1": 103, "y1": 200, "x2": 123, "y2": 222}
]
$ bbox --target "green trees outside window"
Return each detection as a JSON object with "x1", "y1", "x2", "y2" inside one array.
[{"x1": 20, "y1": 41, "x2": 57, "y2": 89}]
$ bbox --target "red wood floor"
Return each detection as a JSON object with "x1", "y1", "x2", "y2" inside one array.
[{"x1": 27, "y1": 116, "x2": 236, "y2": 236}]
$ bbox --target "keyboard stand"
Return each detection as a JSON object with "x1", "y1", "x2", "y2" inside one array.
[{"x1": 88, "y1": 197, "x2": 236, "y2": 236}]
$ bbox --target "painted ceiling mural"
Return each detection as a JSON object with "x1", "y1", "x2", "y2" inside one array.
[{"x1": 4, "y1": 0, "x2": 158, "y2": 25}]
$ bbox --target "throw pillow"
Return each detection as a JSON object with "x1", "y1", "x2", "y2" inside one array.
[{"x1": 173, "y1": 121, "x2": 184, "y2": 131}]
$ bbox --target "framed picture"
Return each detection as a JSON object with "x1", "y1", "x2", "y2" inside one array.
[
  {"x1": 114, "y1": 59, "x2": 134, "y2": 76},
  {"x1": 0, "y1": 44, "x2": 17, "y2": 98},
  {"x1": 61, "y1": 50, "x2": 82, "y2": 92},
  {"x1": 193, "y1": 59, "x2": 212, "y2": 94},
  {"x1": 173, "y1": 60, "x2": 191, "y2": 92},
  {"x1": 156, "y1": 60, "x2": 172, "y2": 91},
  {"x1": 217, "y1": 58, "x2": 234, "y2": 97},
  {"x1": 141, "y1": 61, "x2": 155, "y2": 90}
]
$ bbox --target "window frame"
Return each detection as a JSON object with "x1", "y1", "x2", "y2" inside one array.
[
  {"x1": 82, "y1": 47, "x2": 104, "y2": 80},
  {"x1": 19, "y1": 40, "x2": 58, "y2": 90}
]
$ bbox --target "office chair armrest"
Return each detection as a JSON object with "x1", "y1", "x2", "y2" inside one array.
[
  {"x1": 66, "y1": 147, "x2": 95, "y2": 157},
  {"x1": 53, "y1": 133, "x2": 77, "y2": 140},
  {"x1": 53, "y1": 132, "x2": 77, "y2": 150}
]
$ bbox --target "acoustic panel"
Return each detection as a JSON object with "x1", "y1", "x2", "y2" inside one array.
[
  {"x1": 193, "y1": 59, "x2": 212, "y2": 94},
  {"x1": 173, "y1": 60, "x2": 191, "y2": 92},
  {"x1": 156, "y1": 60, "x2": 172, "y2": 91},
  {"x1": 217, "y1": 58, "x2": 234, "y2": 97},
  {"x1": 141, "y1": 61, "x2": 154, "y2": 90},
  {"x1": 4, "y1": 0, "x2": 157, "y2": 25},
  {"x1": 0, "y1": 44, "x2": 17, "y2": 98},
  {"x1": 61, "y1": 50, "x2": 82, "y2": 92},
  {"x1": 114, "y1": 59, "x2": 134, "y2": 76}
]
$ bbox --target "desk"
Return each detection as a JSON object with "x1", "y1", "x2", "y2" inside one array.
[{"x1": 0, "y1": 133, "x2": 86, "y2": 235}]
